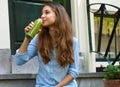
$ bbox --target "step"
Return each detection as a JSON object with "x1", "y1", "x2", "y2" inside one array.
[{"x1": 0, "y1": 73, "x2": 105, "y2": 87}]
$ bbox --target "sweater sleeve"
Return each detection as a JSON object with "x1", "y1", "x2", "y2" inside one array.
[
  {"x1": 13, "y1": 34, "x2": 38, "y2": 65},
  {"x1": 68, "y1": 37, "x2": 80, "y2": 78}
]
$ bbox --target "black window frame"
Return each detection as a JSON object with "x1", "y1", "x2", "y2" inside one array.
[{"x1": 87, "y1": 2, "x2": 120, "y2": 64}]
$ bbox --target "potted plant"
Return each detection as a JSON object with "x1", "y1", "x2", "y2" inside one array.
[{"x1": 103, "y1": 64, "x2": 120, "y2": 87}]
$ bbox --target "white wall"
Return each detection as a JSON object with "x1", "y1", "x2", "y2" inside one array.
[
  {"x1": 71, "y1": 0, "x2": 96, "y2": 72},
  {"x1": 0, "y1": 0, "x2": 10, "y2": 49}
]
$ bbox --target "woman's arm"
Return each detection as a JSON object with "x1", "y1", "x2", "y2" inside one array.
[
  {"x1": 14, "y1": 35, "x2": 38, "y2": 65},
  {"x1": 18, "y1": 37, "x2": 31, "y2": 54},
  {"x1": 18, "y1": 21, "x2": 34, "y2": 54},
  {"x1": 14, "y1": 22, "x2": 38, "y2": 65}
]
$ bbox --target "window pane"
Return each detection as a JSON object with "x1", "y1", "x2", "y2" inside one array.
[{"x1": 94, "y1": 16, "x2": 120, "y2": 59}]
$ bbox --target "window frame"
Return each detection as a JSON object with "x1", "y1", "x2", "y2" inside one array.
[{"x1": 87, "y1": 2, "x2": 120, "y2": 63}]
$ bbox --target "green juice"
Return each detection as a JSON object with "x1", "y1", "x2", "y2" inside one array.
[{"x1": 26, "y1": 18, "x2": 42, "y2": 39}]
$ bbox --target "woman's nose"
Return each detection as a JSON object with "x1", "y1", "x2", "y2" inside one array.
[{"x1": 41, "y1": 14, "x2": 45, "y2": 18}]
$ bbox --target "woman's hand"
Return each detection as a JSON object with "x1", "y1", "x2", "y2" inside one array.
[
  {"x1": 24, "y1": 21, "x2": 34, "y2": 33},
  {"x1": 55, "y1": 74, "x2": 74, "y2": 87}
]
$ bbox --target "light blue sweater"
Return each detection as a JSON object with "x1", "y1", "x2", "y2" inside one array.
[{"x1": 14, "y1": 34, "x2": 79, "y2": 87}]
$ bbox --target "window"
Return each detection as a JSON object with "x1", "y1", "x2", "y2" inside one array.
[
  {"x1": 88, "y1": 3, "x2": 120, "y2": 64},
  {"x1": 94, "y1": 16, "x2": 120, "y2": 61}
]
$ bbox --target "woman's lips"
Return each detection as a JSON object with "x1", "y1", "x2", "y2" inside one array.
[{"x1": 42, "y1": 20, "x2": 46, "y2": 23}]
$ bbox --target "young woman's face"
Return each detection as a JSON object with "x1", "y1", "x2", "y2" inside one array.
[{"x1": 41, "y1": 6, "x2": 56, "y2": 28}]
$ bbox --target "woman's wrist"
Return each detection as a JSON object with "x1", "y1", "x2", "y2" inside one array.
[
  {"x1": 18, "y1": 36, "x2": 31, "y2": 54},
  {"x1": 25, "y1": 35, "x2": 32, "y2": 40}
]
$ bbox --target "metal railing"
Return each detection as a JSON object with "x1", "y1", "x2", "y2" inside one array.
[{"x1": 88, "y1": 3, "x2": 120, "y2": 65}]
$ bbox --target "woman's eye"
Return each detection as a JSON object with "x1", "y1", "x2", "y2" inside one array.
[{"x1": 45, "y1": 11, "x2": 50, "y2": 14}]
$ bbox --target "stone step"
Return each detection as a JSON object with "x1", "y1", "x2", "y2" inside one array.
[
  {"x1": 0, "y1": 73, "x2": 105, "y2": 87},
  {"x1": 0, "y1": 74, "x2": 36, "y2": 87},
  {"x1": 0, "y1": 49, "x2": 39, "y2": 74}
]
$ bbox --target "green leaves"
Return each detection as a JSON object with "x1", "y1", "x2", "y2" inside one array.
[{"x1": 104, "y1": 65, "x2": 120, "y2": 80}]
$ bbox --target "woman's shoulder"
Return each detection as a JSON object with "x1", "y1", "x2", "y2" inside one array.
[
  {"x1": 72, "y1": 37, "x2": 80, "y2": 50},
  {"x1": 34, "y1": 34, "x2": 38, "y2": 39},
  {"x1": 73, "y1": 37, "x2": 78, "y2": 43}
]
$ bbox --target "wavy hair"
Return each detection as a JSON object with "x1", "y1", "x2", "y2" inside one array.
[{"x1": 38, "y1": 2, "x2": 74, "y2": 67}]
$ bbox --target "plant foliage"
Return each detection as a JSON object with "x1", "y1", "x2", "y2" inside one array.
[{"x1": 104, "y1": 65, "x2": 120, "y2": 80}]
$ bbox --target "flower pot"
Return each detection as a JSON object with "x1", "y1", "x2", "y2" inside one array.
[{"x1": 104, "y1": 79, "x2": 120, "y2": 87}]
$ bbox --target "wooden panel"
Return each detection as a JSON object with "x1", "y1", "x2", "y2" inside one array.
[
  {"x1": 14, "y1": 1, "x2": 44, "y2": 41},
  {"x1": 8, "y1": 0, "x2": 44, "y2": 54}
]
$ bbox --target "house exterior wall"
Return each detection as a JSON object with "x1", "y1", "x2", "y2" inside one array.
[
  {"x1": 1, "y1": 0, "x2": 120, "y2": 74},
  {"x1": 0, "y1": 0, "x2": 11, "y2": 74},
  {"x1": 0, "y1": 0, "x2": 97, "y2": 73}
]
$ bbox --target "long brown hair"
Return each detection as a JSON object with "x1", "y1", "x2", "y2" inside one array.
[{"x1": 38, "y1": 2, "x2": 74, "y2": 67}]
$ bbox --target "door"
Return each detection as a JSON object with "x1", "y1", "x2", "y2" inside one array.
[{"x1": 8, "y1": 0, "x2": 71, "y2": 54}]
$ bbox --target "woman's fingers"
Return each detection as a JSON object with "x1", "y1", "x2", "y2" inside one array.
[
  {"x1": 24, "y1": 21, "x2": 34, "y2": 33},
  {"x1": 29, "y1": 21, "x2": 34, "y2": 28}
]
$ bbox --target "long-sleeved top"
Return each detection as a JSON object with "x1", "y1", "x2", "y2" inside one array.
[{"x1": 14, "y1": 34, "x2": 80, "y2": 87}]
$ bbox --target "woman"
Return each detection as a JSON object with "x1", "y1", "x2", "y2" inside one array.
[{"x1": 14, "y1": 2, "x2": 79, "y2": 87}]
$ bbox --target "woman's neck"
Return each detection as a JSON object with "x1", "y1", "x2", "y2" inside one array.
[
  {"x1": 49, "y1": 27, "x2": 56, "y2": 47},
  {"x1": 49, "y1": 27, "x2": 55, "y2": 38}
]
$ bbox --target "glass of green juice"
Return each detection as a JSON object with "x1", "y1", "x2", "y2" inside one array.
[{"x1": 26, "y1": 18, "x2": 42, "y2": 39}]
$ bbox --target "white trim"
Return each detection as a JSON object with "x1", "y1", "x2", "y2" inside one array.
[
  {"x1": 0, "y1": 0, "x2": 10, "y2": 48},
  {"x1": 71, "y1": 0, "x2": 96, "y2": 72}
]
